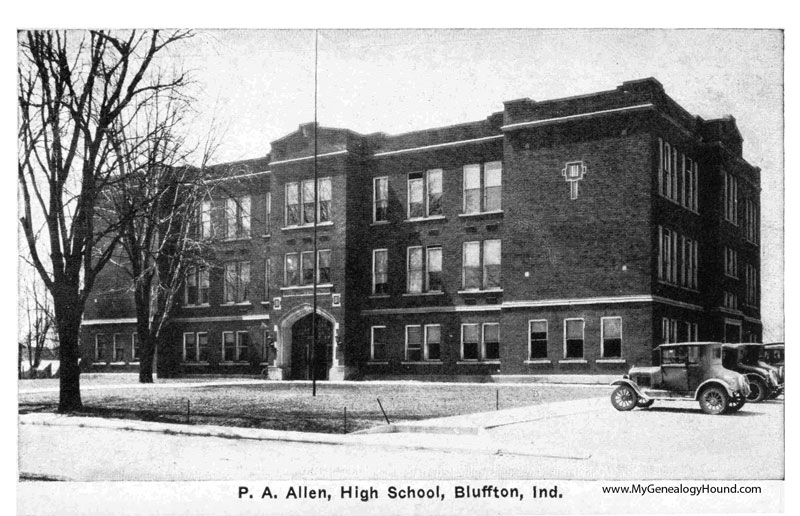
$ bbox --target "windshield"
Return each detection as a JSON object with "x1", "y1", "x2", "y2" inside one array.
[{"x1": 741, "y1": 346, "x2": 761, "y2": 365}]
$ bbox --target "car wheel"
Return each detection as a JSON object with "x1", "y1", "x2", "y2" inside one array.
[
  {"x1": 611, "y1": 385, "x2": 638, "y2": 411},
  {"x1": 727, "y1": 395, "x2": 746, "y2": 413},
  {"x1": 746, "y1": 377, "x2": 768, "y2": 403},
  {"x1": 699, "y1": 386, "x2": 728, "y2": 415},
  {"x1": 636, "y1": 399, "x2": 654, "y2": 409}
]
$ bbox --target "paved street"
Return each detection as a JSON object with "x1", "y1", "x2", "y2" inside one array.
[{"x1": 18, "y1": 395, "x2": 783, "y2": 481}]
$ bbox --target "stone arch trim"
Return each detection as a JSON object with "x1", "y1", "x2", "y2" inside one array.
[{"x1": 274, "y1": 303, "x2": 338, "y2": 371}]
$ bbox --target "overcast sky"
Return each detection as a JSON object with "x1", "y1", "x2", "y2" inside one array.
[{"x1": 173, "y1": 29, "x2": 783, "y2": 340}]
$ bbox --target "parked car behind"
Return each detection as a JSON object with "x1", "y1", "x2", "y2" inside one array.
[
  {"x1": 610, "y1": 342, "x2": 750, "y2": 415},
  {"x1": 722, "y1": 343, "x2": 783, "y2": 402},
  {"x1": 763, "y1": 342, "x2": 785, "y2": 384}
]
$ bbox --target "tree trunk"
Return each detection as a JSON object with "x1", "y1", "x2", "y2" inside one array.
[
  {"x1": 56, "y1": 316, "x2": 82, "y2": 412},
  {"x1": 138, "y1": 338, "x2": 155, "y2": 383}
]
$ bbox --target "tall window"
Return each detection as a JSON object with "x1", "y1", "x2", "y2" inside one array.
[
  {"x1": 460, "y1": 323, "x2": 499, "y2": 361},
  {"x1": 200, "y1": 200, "x2": 212, "y2": 239},
  {"x1": 724, "y1": 171, "x2": 738, "y2": 224},
  {"x1": 284, "y1": 253, "x2": 299, "y2": 286},
  {"x1": 185, "y1": 268, "x2": 210, "y2": 305},
  {"x1": 658, "y1": 227, "x2": 678, "y2": 284},
  {"x1": 407, "y1": 246, "x2": 443, "y2": 293},
  {"x1": 681, "y1": 237, "x2": 698, "y2": 290},
  {"x1": 405, "y1": 325, "x2": 423, "y2": 361},
  {"x1": 371, "y1": 326, "x2": 387, "y2": 361},
  {"x1": 661, "y1": 318, "x2": 679, "y2": 344},
  {"x1": 318, "y1": 249, "x2": 331, "y2": 284},
  {"x1": 426, "y1": 246, "x2": 443, "y2": 291},
  {"x1": 744, "y1": 199, "x2": 759, "y2": 243},
  {"x1": 113, "y1": 334, "x2": 125, "y2": 362},
  {"x1": 237, "y1": 332, "x2": 250, "y2": 362},
  {"x1": 264, "y1": 259, "x2": 270, "y2": 300},
  {"x1": 425, "y1": 324, "x2": 442, "y2": 361},
  {"x1": 462, "y1": 239, "x2": 501, "y2": 290},
  {"x1": 529, "y1": 320, "x2": 548, "y2": 359},
  {"x1": 225, "y1": 197, "x2": 251, "y2": 239},
  {"x1": 463, "y1": 161, "x2": 502, "y2": 214},
  {"x1": 373, "y1": 177, "x2": 388, "y2": 222},
  {"x1": 682, "y1": 155, "x2": 698, "y2": 211},
  {"x1": 483, "y1": 323, "x2": 500, "y2": 360},
  {"x1": 372, "y1": 249, "x2": 388, "y2": 295},
  {"x1": 224, "y1": 261, "x2": 251, "y2": 303},
  {"x1": 724, "y1": 291, "x2": 738, "y2": 310},
  {"x1": 301, "y1": 251, "x2": 314, "y2": 285},
  {"x1": 564, "y1": 319, "x2": 585, "y2": 359},
  {"x1": 724, "y1": 247, "x2": 738, "y2": 278},
  {"x1": 407, "y1": 169, "x2": 442, "y2": 219},
  {"x1": 286, "y1": 178, "x2": 332, "y2": 227},
  {"x1": 131, "y1": 333, "x2": 140, "y2": 362},
  {"x1": 659, "y1": 139, "x2": 679, "y2": 202},
  {"x1": 95, "y1": 334, "x2": 110, "y2": 362},
  {"x1": 601, "y1": 317, "x2": 622, "y2": 358},
  {"x1": 745, "y1": 264, "x2": 758, "y2": 306},
  {"x1": 223, "y1": 332, "x2": 236, "y2": 361},
  {"x1": 183, "y1": 333, "x2": 208, "y2": 362},
  {"x1": 461, "y1": 323, "x2": 479, "y2": 360},
  {"x1": 264, "y1": 192, "x2": 271, "y2": 234}
]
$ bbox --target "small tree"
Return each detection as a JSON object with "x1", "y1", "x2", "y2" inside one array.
[
  {"x1": 19, "y1": 275, "x2": 55, "y2": 377},
  {"x1": 18, "y1": 30, "x2": 193, "y2": 410}
]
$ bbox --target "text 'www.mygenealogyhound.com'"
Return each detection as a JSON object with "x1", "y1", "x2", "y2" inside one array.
[{"x1": 602, "y1": 483, "x2": 762, "y2": 496}]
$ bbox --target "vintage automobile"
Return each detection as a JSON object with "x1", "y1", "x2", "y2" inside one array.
[
  {"x1": 721, "y1": 343, "x2": 783, "y2": 402},
  {"x1": 763, "y1": 342, "x2": 785, "y2": 383},
  {"x1": 610, "y1": 342, "x2": 750, "y2": 415}
]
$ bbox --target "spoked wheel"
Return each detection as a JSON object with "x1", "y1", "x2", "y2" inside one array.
[
  {"x1": 611, "y1": 385, "x2": 638, "y2": 411},
  {"x1": 746, "y1": 377, "x2": 768, "y2": 403},
  {"x1": 727, "y1": 395, "x2": 746, "y2": 413},
  {"x1": 637, "y1": 399, "x2": 655, "y2": 409},
  {"x1": 699, "y1": 386, "x2": 729, "y2": 415}
]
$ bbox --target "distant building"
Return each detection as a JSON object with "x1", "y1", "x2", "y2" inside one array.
[{"x1": 80, "y1": 78, "x2": 762, "y2": 380}]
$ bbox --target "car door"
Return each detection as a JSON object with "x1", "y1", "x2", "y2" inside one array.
[{"x1": 660, "y1": 347, "x2": 689, "y2": 392}]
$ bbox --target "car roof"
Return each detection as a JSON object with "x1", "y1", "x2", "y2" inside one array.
[
  {"x1": 657, "y1": 342, "x2": 721, "y2": 349},
  {"x1": 764, "y1": 342, "x2": 784, "y2": 349},
  {"x1": 722, "y1": 343, "x2": 764, "y2": 349}
]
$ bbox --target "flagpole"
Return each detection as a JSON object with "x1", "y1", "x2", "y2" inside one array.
[{"x1": 311, "y1": 29, "x2": 319, "y2": 397}]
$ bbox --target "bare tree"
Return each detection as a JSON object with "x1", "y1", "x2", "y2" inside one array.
[
  {"x1": 19, "y1": 275, "x2": 55, "y2": 378},
  {"x1": 18, "y1": 30, "x2": 193, "y2": 411}
]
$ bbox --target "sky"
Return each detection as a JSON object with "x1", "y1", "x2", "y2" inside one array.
[{"x1": 172, "y1": 29, "x2": 784, "y2": 340}]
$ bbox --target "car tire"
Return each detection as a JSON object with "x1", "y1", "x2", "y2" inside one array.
[
  {"x1": 699, "y1": 386, "x2": 728, "y2": 415},
  {"x1": 746, "y1": 377, "x2": 768, "y2": 403},
  {"x1": 611, "y1": 385, "x2": 638, "y2": 411},
  {"x1": 727, "y1": 395, "x2": 746, "y2": 413},
  {"x1": 636, "y1": 399, "x2": 654, "y2": 409}
]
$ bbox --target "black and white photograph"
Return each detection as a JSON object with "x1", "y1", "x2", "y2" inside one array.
[{"x1": 11, "y1": 14, "x2": 789, "y2": 516}]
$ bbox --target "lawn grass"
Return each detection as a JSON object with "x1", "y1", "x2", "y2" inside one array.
[{"x1": 19, "y1": 381, "x2": 606, "y2": 434}]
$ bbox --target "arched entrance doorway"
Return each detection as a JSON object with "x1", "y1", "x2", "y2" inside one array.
[{"x1": 289, "y1": 313, "x2": 333, "y2": 380}]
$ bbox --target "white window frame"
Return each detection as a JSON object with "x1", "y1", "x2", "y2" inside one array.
[
  {"x1": 95, "y1": 334, "x2": 108, "y2": 362},
  {"x1": 373, "y1": 176, "x2": 389, "y2": 223},
  {"x1": 724, "y1": 171, "x2": 738, "y2": 225},
  {"x1": 284, "y1": 252, "x2": 299, "y2": 287},
  {"x1": 236, "y1": 331, "x2": 250, "y2": 362},
  {"x1": 528, "y1": 319, "x2": 549, "y2": 360},
  {"x1": 182, "y1": 332, "x2": 196, "y2": 362},
  {"x1": 222, "y1": 331, "x2": 236, "y2": 362},
  {"x1": 482, "y1": 322, "x2": 500, "y2": 361},
  {"x1": 460, "y1": 323, "x2": 480, "y2": 361},
  {"x1": 224, "y1": 196, "x2": 251, "y2": 239},
  {"x1": 600, "y1": 317, "x2": 623, "y2": 359},
  {"x1": 407, "y1": 246, "x2": 423, "y2": 293},
  {"x1": 461, "y1": 239, "x2": 502, "y2": 291},
  {"x1": 372, "y1": 248, "x2": 388, "y2": 295},
  {"x1": 724, "y1": 247, "x2": 739, "y2": 279},
  {"x1": 563, "y1": 318, "x2": 585, "y2": 359},
  {"x1": 424, "y1": 324, "x2": 442, "y2": 361},
  {"x1": 131, "y1": 333, "x2": 139, "y2": 362},
  {"x1": 462, "y1": 161, "x2": 503, "y2": 214},
  {"x1": 224, "y1": 261, "x2": 251, "y2": 303},
  {"x1": 200, "y1": 199, "x2": 212, "y2": 239},
  {"x1": 406, "y1": 169, "x2": 443, "y2": 220},
  {"x1": 405, "y1": 325, "x2": 423, "y2": 361},
  {"x1": 112, "y1": 333, "x2": 125, "y2": 362},
  {"x1": 285, "y1": 182, "x2": 300, "y2": 226},
  {"x1": 264, "y1": 192, "x2": 271, "y2": 235},
  {"x1": 317, "y1": 249, "x2": 332, "y2": 285},
  {"x1": 370, "y1": 326, "x2": 387, "y2": 361}
]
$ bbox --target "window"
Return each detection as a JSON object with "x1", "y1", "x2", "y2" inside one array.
[
  {"x1": 724, "y1": 247, "x2": 738, "y2": 278},
  {"x1": 745, "y1": 263, "x2": 758, "y2": 306},
  {"x1": 662, "y1": 345, "x2": 688, "y2": 365},
  {"x1": 564, "y1": 319, "x2": 584, "y2": 359},
  {"x1": 184, "y1": 333, "x2": 209, "y2": 362},
  {"x1": 682, "y1": 155, "x2": 698, "y2": 211},
  {"x1": 407, "y1": 169, "x2": 442, "y2": 219},
  {"x1": 299, "y1": 250, "x2": 332, "y2": 286},
  {"x1": 405, "y1": 325, "x2": 422, "y2": 361},
  {"x1": 223, "y1": 332, "x2": 236, "y2": 361},
  {"x1": 744, "y1": 199, "x2": 759, "y2": 243},
  {"x1": 601, "y1": 317, "x2": 622, "y2": 358},
  {"x1": 185, "y1": 268, "x2": 210, "y2": 305},
  {"x1": 224, "y1": 196, "x2": 251, "y2": 239},
  {"x1": 224, "y1": 261, "x2": 251, "y2": 303},
  {"x1": 372, "y1": 249, "x2": 388, "y2": 295},
  {"x1": 425, "y1": 324, "x2": 441, "y2": 361},
  {"x1": 461, "y1": 324, "x2": 480, "y2": 360},
  {"x1": 684, "y1": 322, "x2": 699, "y2": 342},
  {"x1": 237, "y1": 332, "x2": 250, "y2": 362},
  {"x1": 284, "y1": 253, "x2": 299, "y2": 287},
  {"x1": 462, "y1": 239, "x2": 501, "y2": 290},
  {"x1": 200, "y1": 200, "x2": 212, "y2": 239},
  {"x1": 658, "y1": 227, "x2": 678, "y2": 283},
  {"x1": 264, "y1": 259, "x2": 270, "y2": 300},
  {"x1": 426, "y1": 246, "x2": 443, "y2": 292},
  {"x1": 407, "y1": 245, "x2": 443, "y2": 293},
  {"x1": 371, "y1": 326, "x2": 387, "y2": 361},
  {"x1": 661, "y1": 318, "x2": 679, "y2": 344},
  {"x1": 373, "y1": 177, "x2": 388, "y2": 222},
  {"x1": 131, "y1": 333, "x2": 140, "y2": 362},
  {"x1": 724, "y1": 291, "x2": 738, "y2": 310},
  {"x1": 529, "y1": 320, "x2": 548, "y2": 359},
  {"x1": 483, "y1": 323, "x2": 500, "y2": 360},
  {"x1": 680, "y1": 237, "x2": 699, "y2": 290},
  {"x1": 301, "y1": 251, "x2": 314, "y2": 285},
  {"x1": 95, "y1": 334, "x2": 110, "y2": 362},
  {"x1": 286, "y1": 178, "x2": 332, "y2": 227},
  {"x1": 113, "y1": 334, "x2": 125, "y2": 362},
  {"x1": 463, "y1": 161, "x2": 502, "y2": 214},
  {"x1": 659, "y1": 139, "x2": 679, "y2": 202},
  {"x1": 264, "y1": 192, "x2": 271, "y2": 234},
  {"x1": 724, "y1": 171, "x2": 738, "y2": 224}
]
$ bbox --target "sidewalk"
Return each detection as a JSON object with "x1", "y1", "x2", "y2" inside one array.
[{"x1": 19, "y1": 396, "x2": 605, "y2": 459}]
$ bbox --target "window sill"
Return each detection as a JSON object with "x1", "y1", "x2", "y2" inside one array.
[
  {"x1": 401, "y1": 361, "x2": 443, "y2": 365},
  {"x1": 403, "y1": 215, "x2": 446, "y2": 223},
  {"x1": 457, "y1": 360, "x2": 501, "y2": 365},
  {"x1": 108, "y1": 361, "x2": 127, "y2": 366},
  {"x1": 369, "y1": 294, "x2": 390, "y2": 299},
  {"x1": 260, "y1": 301, "x2": 271, "y2": 306},
  {"x1": 596, "y1": 358, "x2": 626, "y2": 364},
  {"x1": 262, "y1": 234, "x2": 271, "y2": 238},
  {"x1": 221, "y1": 302, "x2": 253, "y2": 306},
  {"x1": 183, "y1": 304, "x2": 211, "y2": 309},
  {"x1": 458, "y1": 288, "x2": 503, "y2": 295},
  {"x1": 558, "y1": 359, "x2": 588, "y2": 364},
  {"x1": 458, "y1": 210, "x2": 504, "y2": 218},
  {"x1": 183, "y1": 361, "x2": 211, "y2": 365},
  {"x1": 367, "y1": 361, "x2": 390, "y2": 365},
  {"x1": 524, "y1": 359, "x2": 551, "y2": 364},
  {"x1": 221, "y1": 236, "x2": 252, "y2": 242},
  {"x1": 402, "y1": 291, "x2": 445, "y2": 297},
  {"x1": 280, "y1": 284, "x2": 334, "y2": 291},
  {"x1": 371, "y1": 221, "x2": 391, "y2": 227},
  {"x1": 281, "y1": 221, "x2": 334, "y2": 231},
  {"x1": 219, "y1": 361, "x2": 250, "y2": 365}
]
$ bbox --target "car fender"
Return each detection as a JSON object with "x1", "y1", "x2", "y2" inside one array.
[
  {"x1": 611, "y1": 379, "x2": 647, "y2": 399},
  {"x1": 694, "y1": 379, "x2": 734, "y2": 400}
]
